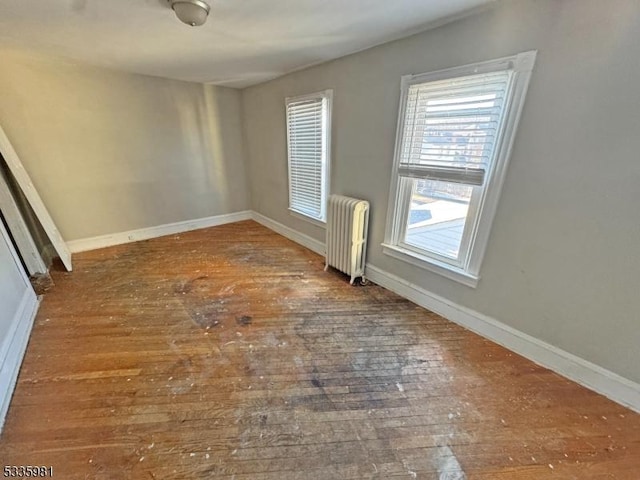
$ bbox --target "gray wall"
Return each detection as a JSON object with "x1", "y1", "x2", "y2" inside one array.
[
  {"x1": 242, "y1": 0, "x2": 640, "y2": 383},
  {"x1": 0, "y1": 48, "x2": 250, "y2": 241}
]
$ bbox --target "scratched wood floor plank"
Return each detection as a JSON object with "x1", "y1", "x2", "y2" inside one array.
[{"x1": 0, "y1": 220, "x2": 639, "y2": 479}]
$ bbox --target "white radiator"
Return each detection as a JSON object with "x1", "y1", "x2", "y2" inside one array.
[{"x1": 325, "y1": 194, "x2": 370, "y2": 284}]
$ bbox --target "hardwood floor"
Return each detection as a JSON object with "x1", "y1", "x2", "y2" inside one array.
[{"x1": 1, "y1": 220, "x2": 638, "y2": 479}]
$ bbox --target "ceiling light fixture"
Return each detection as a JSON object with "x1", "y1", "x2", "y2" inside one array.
[{"x1": 169, "y1": 0, "x2": 211, "y2": 27}]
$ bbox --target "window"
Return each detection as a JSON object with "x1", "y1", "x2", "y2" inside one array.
[
  {"x1": 286, "y1": 90, "x2": 332, "y2": 224},
  {"x1": 383, "y1": 52, "x2": 536, "y2": 287}
]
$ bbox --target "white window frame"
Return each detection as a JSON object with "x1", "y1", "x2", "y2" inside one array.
[
  {"x1": 286, "y1": 90, "x2": 333, "y2": 226},
  {"x1": 383, "y1": 51, "x2": 537, "y2": 288}
]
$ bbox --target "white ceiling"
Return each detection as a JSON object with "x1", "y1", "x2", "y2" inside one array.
[{"x1": 0, "y1": 0, "x2": 494, "y2": 88}]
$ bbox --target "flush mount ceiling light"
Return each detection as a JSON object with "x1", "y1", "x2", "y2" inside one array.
[{"x1": 169, "y1": 0, "x2": 211, "y2": 27}]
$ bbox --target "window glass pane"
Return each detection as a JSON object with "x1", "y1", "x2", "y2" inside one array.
[{"x1": 404, "y1": 178, "x2": 472, "y2": 260}]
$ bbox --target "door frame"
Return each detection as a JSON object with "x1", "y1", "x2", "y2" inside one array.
[
  {"x1": 0, "y1": 170, "x2": 48, "y2": 275},
  {"x1": 0, "y1": 124, "x2": 72, "y2": 271},
  {"x1": 0, "y1": 218, "x2": 40, "y2": 431}
]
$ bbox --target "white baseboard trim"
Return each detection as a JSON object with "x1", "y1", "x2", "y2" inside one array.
[
  {"x1": 365, "y1": 264, "x2": 640, "y2": 413},
  {"x1": 67, "y1": 210, "x2": 253, "y2": 253},
  {"x1": 0, "y1": 289, "x2": 40, "y2": 432},
  {"x1": 251, "y1": 211, "x2": 325, "y2": 256}
]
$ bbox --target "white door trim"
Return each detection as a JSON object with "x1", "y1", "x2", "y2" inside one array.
[
  {"x1": 0, "y1": 125, "x2": 72, "y2": 271},
  {"x1": 0, "y1": 169, "x2": 47, "y2": 275}
]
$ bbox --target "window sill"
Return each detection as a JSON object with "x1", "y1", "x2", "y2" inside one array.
[
  {"x1": 288, "y1": 209, "x2": 326, "y2": 228},
  {"x1": 381, "y1": 243, "x2": 479, "y2": 288}
]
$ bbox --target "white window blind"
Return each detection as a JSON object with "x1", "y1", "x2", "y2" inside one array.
[
  {"x1": 286, "y1": 91, "x2": 331, "y2": 222},
  {"x1": 398, "y1": 70, "x2": 512, "y2": 186}
]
